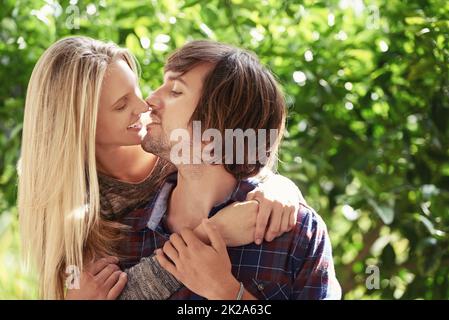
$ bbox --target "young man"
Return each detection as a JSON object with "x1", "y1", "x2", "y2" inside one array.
[{"x1": 141, "y1": 40, "x2": 341, "y2": 300}]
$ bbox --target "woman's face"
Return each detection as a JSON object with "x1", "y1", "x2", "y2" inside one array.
[{"x1": 96, "y1": 59, "x2": 149, "y2": 147}]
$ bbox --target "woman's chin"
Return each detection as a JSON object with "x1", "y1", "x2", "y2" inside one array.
[{"x1": 121, "y1": 135, "x2": 143, "y2": 147}]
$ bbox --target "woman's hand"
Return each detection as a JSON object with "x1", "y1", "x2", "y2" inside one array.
[
  {"x1": 65, "y1": 256, "x2": 127, "y2": 300},
  {"x1": 193, "y1": 200, "x2": 259, "y2": 247},
  {"x1": 247, "y1": 174, "x2": 304, "y2": 244},
  {"x1": 156, "y1": 219, "x2": 255, "y2": 300},
  {"x1": 192, "y1": 174, "x2": 304, "y2": 247}
]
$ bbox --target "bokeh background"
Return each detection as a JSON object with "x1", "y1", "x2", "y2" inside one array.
[{"x1": 0, "y1": 0, "x2": 448, "y2": 299}]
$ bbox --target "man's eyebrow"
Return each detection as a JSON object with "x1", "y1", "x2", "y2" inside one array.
[{"x1": 166, "y1": 73, "x2": 188, "y2": 87}]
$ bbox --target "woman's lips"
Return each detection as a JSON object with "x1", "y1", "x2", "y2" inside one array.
[
  {"x1": 127, "y1": 122, "x2": 142, "y2": 130},
  {"x1": 136, "y1": 112, "x2": 161, "y2": 130}
]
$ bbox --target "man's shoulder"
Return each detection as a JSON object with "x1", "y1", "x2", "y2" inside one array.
[
  {"x1": 295, "y1": 203, "x2": 329, "y2": 236},
  {"x1": 286, "y1": 203, "x2": 331, "y2": 255},
  {"x1": 259, "y1": 203, "x2": 330, "y2": 257}
]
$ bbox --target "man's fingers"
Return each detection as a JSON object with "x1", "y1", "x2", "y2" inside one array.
[
  {"x1": 180, "y1": 228, "x2": 203, "y2": 249},
  {"x1": 162, "y1": 241, "x2": 180, "y2": 264},
  {"x1": 202, "y1": 219, "x2": 226, "y2": 253},
  {"x1": 155, "y1": 249, "x2": 181, "y2": 280},
  {"x1": 169, "y1": 233, "x2": 188, "y2": 255},
  {"x1": 95, "y1": 263, "x2": 120, "y2": 283},
  {"x1": 107, "y1": 272, "x2": 127, "y2": 300}
]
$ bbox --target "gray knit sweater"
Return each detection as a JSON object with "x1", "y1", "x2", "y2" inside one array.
[{"x1": 119, "y1": 255, "x2": 182, "y2": 300}]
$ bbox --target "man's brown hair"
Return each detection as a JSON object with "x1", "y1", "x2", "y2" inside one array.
[{"x1": 165, "y1": 40, "x2": 286, "y2": 179}]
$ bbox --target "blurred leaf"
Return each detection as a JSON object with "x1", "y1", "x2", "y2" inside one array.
[{"x1": 416, "y1": 237, "x2": 442, "y2": 276}]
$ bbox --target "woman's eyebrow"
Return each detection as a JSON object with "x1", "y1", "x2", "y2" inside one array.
[{"x1": 111, "y1": 94, "x2": 127, "y2": 107}]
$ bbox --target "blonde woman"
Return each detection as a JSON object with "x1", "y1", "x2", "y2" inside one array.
[{"x1": 18, "y1": 36, "x2": 302, "y2": 299}]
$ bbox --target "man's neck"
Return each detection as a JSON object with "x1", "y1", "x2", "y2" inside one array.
[
  {"x1": 166, "y1": 164, "x2": 237, "y2": 233},
  {"x1": 96, "y1": 144, "x2": 157, "y2": 183}
]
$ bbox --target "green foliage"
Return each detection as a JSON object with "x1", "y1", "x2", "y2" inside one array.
[{"x1": 0, "y1": 0, "x2": 448, "y2": 299}]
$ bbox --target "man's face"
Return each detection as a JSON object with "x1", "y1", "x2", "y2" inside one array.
[{"x1": 141, "y1": 63, "x2": 213, "y2": 160}]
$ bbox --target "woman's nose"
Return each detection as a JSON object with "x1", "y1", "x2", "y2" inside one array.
[
  {"x1": 134, "y1": 98, "x2": 150, "y2": 115},
  {"x1": 146, "y1": 93, "x2": 162, "y2": 111}
]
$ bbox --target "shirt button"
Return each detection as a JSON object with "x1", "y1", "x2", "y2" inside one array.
[{"x1": 257, "y1": 284, "x2": 265, "y2": 291}]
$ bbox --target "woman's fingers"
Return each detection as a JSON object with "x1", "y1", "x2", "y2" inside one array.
[
  {"x1": 107, "y1": 272, "x2": 128, "y2": 300},
  {"x1": 288, "y1": 205, "x2": 298, "y2": 230},
  {"x1": 280, "y1": 205, "x2": 294, "y2": 234},
  {"x1": 88, "y1": 256, "x2": 119, "y2": 275},
  {"x1": 251, "y1": 195, "x2": 271, "y2": 245},
  {"x1": 265, "y1": 201, "x2": 283, "y2": 242},
  {"x1": 95, "y1": 263, "x2": 120, "y2": 283},
  {"x1": 103, "y1": 270, "x2": 123, "y2": 292}
]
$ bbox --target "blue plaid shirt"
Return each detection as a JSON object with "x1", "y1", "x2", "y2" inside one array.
[{"x1": 119, "y1": 173, "x2": 341, "y2": 300}]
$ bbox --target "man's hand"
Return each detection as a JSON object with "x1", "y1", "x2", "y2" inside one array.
[
  {"x1": 65, "y1": 256, "x2": 127, "y2": 300},
  {"x1": 156, "y1": 219, "x2": 242, "y2": 300}
]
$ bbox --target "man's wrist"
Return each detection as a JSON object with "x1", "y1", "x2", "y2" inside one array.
[{"x1": 207, "y1": 275, "x2": 241, "y2": 300}]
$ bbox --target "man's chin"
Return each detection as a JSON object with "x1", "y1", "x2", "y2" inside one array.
[
  {"x1": 140, "y1": 138, "x2": 167, "y2": 158},
  {"x1": 140, "y1": 139, "x2": 153, "y2": 154},
  {"x1": 140, "y1": 131, "x2": 156, "y2": 151}
]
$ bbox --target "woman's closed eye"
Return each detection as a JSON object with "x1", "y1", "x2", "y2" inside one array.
[
  {"x1": 114, "y1": 96, "x2": 128, "y2": 111},
  {"x1": 116, "y1": 103, "x2": 127, "y2": 111}
]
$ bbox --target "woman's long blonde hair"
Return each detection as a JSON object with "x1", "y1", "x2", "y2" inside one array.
[{"x1": 18, "y1": 36, "x2": 138, "y2": 299}]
